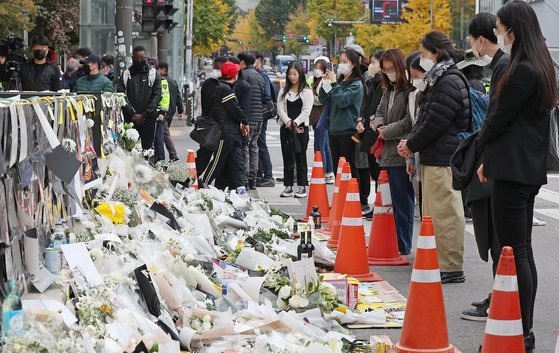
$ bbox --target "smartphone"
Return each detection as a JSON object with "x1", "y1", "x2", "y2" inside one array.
[{"x1": 327, "y1": 62, "x2": 333, "y2": 71}]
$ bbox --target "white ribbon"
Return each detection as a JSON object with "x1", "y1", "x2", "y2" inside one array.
[{"x1": 33, "y1": 103, "x2": 60, "y2": 149}]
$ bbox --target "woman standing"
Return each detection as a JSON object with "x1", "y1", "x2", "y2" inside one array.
[
  {"x1": 398, "y1": 31, "x2": 470, "y2": 284},
  {"x1": 371, "y1": 49, "x2": 414, "y2": 255},
  {"x1": 309, "y1": 58, "x2": 335, "y2": 184},
  {"x1": 277, "y1": 61, "x2": 313, "y2": 198},
  {"x1": 477, "y1": 1, "x2": 558, "y2": 349},
  {"x1": 319, "y1": 49, "x2": 364, "y2": 178}
]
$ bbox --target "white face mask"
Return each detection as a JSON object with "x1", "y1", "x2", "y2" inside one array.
[
  {"x1": 368, "y1": 63, "x2": 380, "y2": 76},
  {"x1": 419, "y1": 57, "x2": 435, "y2": 72},
  {"x1": 386, "y1": 72, "x2": 397, "y2": 83},
  {"x1": 495, "y1": 28, "x2": 513, "y2": 54},
  {"x1": 210, "y1": 69, "x2": 221, "y2": 79},
  {"x1": 337, "y1": 63, "x2": 351, "y2": 75},
  {"x1": 313, "y1": 69, "x2": 323, "y2": 78},
  {"x1": 412, "y1": 79, "x2": 427, "y2": 92}
]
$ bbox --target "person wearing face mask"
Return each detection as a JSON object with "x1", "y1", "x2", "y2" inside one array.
[
  {"x1": 308, "y1": 58, "x2": 335, "y2": 184},
  {"x1": 117, "y1": 46, "x2": 162, "y2": 151},
  {"x1": 397, "y1": 31, "x2": 471, "y2": 284},
  {"x1": 61, "y1": 55, "x2": 80, "y2": 91},
  {"x1": 200, "y1": 61, "x2": 250, "y2": 197},
  {"x1": 319, "y1": 49, "x2": 364, "y2": 179},
  {"x1": 370, "y1": 49, "x2": 414, "y2": 255},
  {"x1": 20, "y1": 35, "x2": 60, "y2": 91},
  {"x1": 476, "y1": 2, "x2": 558, "y2": 350},
  {"x1": 75, "y1": 55, "x2": 114, "y2": 93}
]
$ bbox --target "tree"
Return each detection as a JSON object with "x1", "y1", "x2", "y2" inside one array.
[
  {"x1": 190, "y1": 0, "x2": 237, "y2": 56},
  {"x1": 355, "y1": 0, "x2": 451, "y2": 55},
  {"x1": 222, "y1": 0, "x2": 239, "y2": 34},
  {"x1": 230, "y1": 10, "x2": 275, "y2": 53},
  {"x1": 450, "y1": 0, "x2": 475, "y2": 46},
  {"x1": 0, "y1": 0, "x2": 37, "y2": 39},
  {"x1": 284, "y1": 5, "x2": 311, "y2": 57},
  {"x1": 254, "y1": 0, "x2": 305, "y2": 39},
  {"x1": 307, "y1": 0, "x2": 366, "y2": 57},
  {"x1": 34, "y1": 0, "x2": 79, "y2": 51}
]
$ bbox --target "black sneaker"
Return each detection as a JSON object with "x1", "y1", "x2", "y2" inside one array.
[
  {"x1": 248, "y1": 180, "x2": 256, "y2": 190},
  {"x1": 294, "y1": 186, "x2": 307, "y2": 198},
  {"x1": 471, "y1": 294, "x2": 491, "y2": 308},
  {"x1": 440, "y1": 271, "x2": 465, "y2": 284},
  {"x1": 280, "y1": 186, "x2": 294, "y2": 198},
  {"x1": 256, "y1": 178, "x2": 275, "y2": 187},
  {"x1": 362, "y1": 209, "x2": 374, "y2": 220},
  {"x1": 461, "y1": 303, "x2": 489, "y2": 321},
  {"x1": 525, "y1": 331, "x2": 535, "y2": 353}
]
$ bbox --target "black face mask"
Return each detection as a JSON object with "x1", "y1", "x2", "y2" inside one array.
[
  {"x1": 133, "y1": 60, "x2": 145, "y2": 70},
  {"x1": 33, "y1": 49, "x2": 47, "y2": 60}
]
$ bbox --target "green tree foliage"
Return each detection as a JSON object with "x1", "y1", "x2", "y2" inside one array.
[
  {"x1": 222, "y1": 0, "x2": 239, "y2": 34},
  {"x1": 450, "y1": 0, "x2": 476, "y2": 46},
  {"x1": 34, "y1": 0, "x2": 80, "y2": 51},
  {"x1": 254, "y1": 0, "x2": 305, "y2": 38},
  {"x1": 190, "y1": 0, "x2": 237, "y2": 56},
  {"x1": 0, "y1": 0, "x2": 37, "y2": 39},
  {"x1": 284, "y1": 5, "x2": 311, "y2": 56}
]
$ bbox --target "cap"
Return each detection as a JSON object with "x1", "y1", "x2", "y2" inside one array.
[
  {"x1": 79, "y1": 54, "x2": 102, "y2": 66},
  {"x1": 343, "y1": 44, "x2": 365, "y2": 58},
  {"x1": 221, "y1": 61, "x2": 241, "y2": 78},
  {"x1": 314, "y1": 56, "x2": 330, "y2": 64}
]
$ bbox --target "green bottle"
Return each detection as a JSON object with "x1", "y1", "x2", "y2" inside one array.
[{"x1": 2, "y1": 280, "x2": 23, "y2": 337}]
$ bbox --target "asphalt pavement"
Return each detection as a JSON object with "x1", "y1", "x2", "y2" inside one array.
[{"x1": 170, "y1": 116, "x2": 559, "y2": 353}]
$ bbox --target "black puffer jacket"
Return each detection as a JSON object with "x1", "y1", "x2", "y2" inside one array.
[
  {"x1": 407, "y1": 67, "x2": 471, "y2": 166},
  {"x1": 241, "y1": 65, "x2": 265, "y2": 122},
  {"x1": 117, "y1": 63, "x2": 161, "y2": 122},
  {"x1": 20, "y1": 61, "x2": 61, "y2": 91}
]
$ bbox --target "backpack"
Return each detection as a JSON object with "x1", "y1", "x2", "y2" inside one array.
[
  {"x1": 458, "y1": 87, "x2": 489, "y2": 141},
  {"x1": 122, "y1": 67, "x2": 157, "y2": 90}
]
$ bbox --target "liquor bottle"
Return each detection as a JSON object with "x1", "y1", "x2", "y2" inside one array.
[
  {"x1": 306, "y1": 231, "x2": 314, "y2": 258},
  {"x1": 64, "y1": 226, "x2": 76, "y2": 244},
  {"x1": 296, "y1": 231, "x2": 307, "y2": 261},
  {"x1": 2, "y1": 280, "x2": 23, "y2": 337},
  {"x1": 51, "y1": 221, "x2": 66, "y2": 249},
  {"x1": 291, "y1": 223, "x2": 299, "y2": 239}
]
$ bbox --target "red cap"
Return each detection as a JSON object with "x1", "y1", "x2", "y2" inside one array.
[{"x1": 221, "y1": 62, "x2": 241, "y2": 78}]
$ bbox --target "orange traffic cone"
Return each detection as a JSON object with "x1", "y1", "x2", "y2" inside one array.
[
  {"x1": 304, "y1": 151, "x2": 330, "y2": 223},
  {"x1": 327, "y1": 162, "x2": 351, "y2": 248},
  {"x1": 334, "y1": 178, "x2": 382, "y2": 282},
  {"x1": 185, "y1": 149, "x2": 199, "y2": 189},
  {"x1": 481, "y1": 246, "x2": 525, "y2": 353},
  {"x1": 367, "y1": 170, "x2": 410, "y2": 266},
  {"x1": 320, "y1": 157, "x2": 346, "y2": 236},
  {"x1": 395, "y1": 216, "x2": 458, "y2": 353}
]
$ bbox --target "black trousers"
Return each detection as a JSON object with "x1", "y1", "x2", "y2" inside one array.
[
  {"x1": 330, "y1": 133, "x2": 357, "y2": 178},
  {"x1": 137, "y1": 120, "x2": 157, "y2": 150},
  {"x1": 196, "y1": 146, "x2": 213, "y2": 177},
  {"x1": 280, "y1": 126, "x2": 309, "y2": 186},
  {"x1": 357, "y1": 167, "x2": 371, "y2": 205},
  {"x1": 492, "y1": 179, "x2": 540, "y2": 335},
  {"x1": 202, "y1": 138, "x2": 245, "y2": 190}
]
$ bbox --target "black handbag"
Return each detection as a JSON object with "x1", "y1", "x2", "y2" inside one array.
[
  {"x1": 263, "y1": 100, "x2": 277, "y2": 120},
  {"x1": 189, "y1": 86, "x2": 222, "y2": 151},
  {"x1": 283, "y1": 127, "x2": 301, "y2": 155}
]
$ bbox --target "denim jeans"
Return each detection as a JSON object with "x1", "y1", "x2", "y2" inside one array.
[
  {"x1": 314, "y1": 127, "x2": 333, "y2": 174},
  {"x1": 244, "y1": 121, "x2": 262, "y2": 184},
  {"x1": 257, "y1": 119, "x2": 273, "y2": 180},
  {"x1": 386, "y1": 166, "x2": 415, "y2": 254}
]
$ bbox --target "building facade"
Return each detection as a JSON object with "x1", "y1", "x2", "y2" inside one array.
[{"x1": 79, "y1": 0, "x2": 185, "y2": 85}]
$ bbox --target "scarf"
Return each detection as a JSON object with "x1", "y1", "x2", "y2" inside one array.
[{"x1": 424, "y1": 58, "x2": 455, "y2": 87}]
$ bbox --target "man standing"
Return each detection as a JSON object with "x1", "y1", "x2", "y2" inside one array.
[
  {"x1": 101, "y1": 55, "x2": 115, "y2": 82},
  {"x1": 117, "y1": 46, "x2": 161, "y2": 150},
  {"x1": 75, "y1": 55, "x2": 114, "y2": 93},
  {"x1": 61, "y1": 55, "x2": 80, "y2": 91},
  {"x1": 20, "y1": 36, "x2": 60, "y2": 91},
  {"x1": 237, "y1": 51, "x2": 266, "y2": 190},
  {"x1": 158, "y1": 62, "x2": 183, "y2": 162}
]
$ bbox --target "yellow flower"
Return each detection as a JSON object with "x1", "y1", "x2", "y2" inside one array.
[{"x1": 94, "y1": 202, "x2": 126, "y2": 224}]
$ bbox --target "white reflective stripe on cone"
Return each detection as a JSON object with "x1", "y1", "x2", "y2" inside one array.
[
  {"x1": 416, "y1": 235, "x2": 437, "y2": 250},
  {"x1": 484, "y1": 318, "x2": 523, "y2": 336},
  {"x1": 186, "y1": 163, "x2": 195, "y2": 168},
  {"x1": 342, "y1": 174, "x2": 351, "y2": 181},
  {"x1": 341, "y1": 217, "x2": 363, "y2": 227},
  {"x1": 337, "y1": 168, "x2": 343, "y2": 174},
  {"x1": 373, "y1": 206, "x2": 393, "y2": 215},
  {"x1": 493, "y1": 274, "x2": 519, "y2": 292},
  {"x1": 313, "y1": 162, "x2": 323, "y2": 168},
  {"x1": 334, "y1": 187, "x2": 339, "y2": 193},
  {"x1": 411, "y1": 269, "x2": 441, "y2": 283},
  {"x1": 345, "y1": 193, "x2": 360, "y2": 202},
  {"x1": 311, "y1": 178, "x2": 325, "y2": 185}
]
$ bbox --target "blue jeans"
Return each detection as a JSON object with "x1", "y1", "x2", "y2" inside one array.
[
  {"x1": 386, "y1": 166, "x2": 415, "y2": 254},
  {"x1": 313, "y1": 127, "x2": 333, "y2": 174},
  {"x1": 257, "y1": 119, "x2": 273, "y2": 180}
]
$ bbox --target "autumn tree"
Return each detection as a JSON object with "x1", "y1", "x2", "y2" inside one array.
[
  {"x1": 34, "y1": 0, "x2": 80, "y2": 51},
  {"x1": 0, "y1": 0, "x2": 37, "y2": 39},
  {"x1": 190, "y1": 0, "x2": 237, "y2": 56},
  {"x1": 450, "y1": 0, "x2": 476, "y2": 46},
  {"x1": 284, "y1": 5, "x2": 311, "y2": 57},
  {"x1": 355, "y1": 0, "x2": 451, "y2": 55},
  {"x1": 254, "y1": 0, "x2": 305, "y2": 38}
]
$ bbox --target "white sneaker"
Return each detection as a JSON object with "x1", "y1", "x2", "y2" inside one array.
[
  {"x1": 280, "y1": 186, "x2": 294, "y2": 198},
  {"x1": 294, "y1": 186, "x2": 307, "y2": 198},
  {"x1": 532, "y1": 217, "x2": 546, "y2": 226},
  {"x1": 325, "y1": 173, "x2": 335, "y2": 184}
]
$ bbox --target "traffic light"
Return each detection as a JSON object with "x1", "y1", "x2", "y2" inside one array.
[
  {"x1": 282, "y1": 35, "x2": 287, "y2": 43},
  {"x1": 142, "y1": 0, "x2": 178, "y2": 33}
]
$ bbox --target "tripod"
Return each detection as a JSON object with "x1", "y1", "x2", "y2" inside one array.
[{"x1": 6, "y1": 68, "x2": 22, "y2": 91}]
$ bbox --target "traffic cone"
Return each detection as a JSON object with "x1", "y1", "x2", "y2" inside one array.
[
  {"x1": 185, "y1": 149, "x2": 199, "y2": 189},
  {"x1": 327, "y1": 162, "x2": 351, "y2": 248},
  {"x1": 320, "y1": 157, "x2": 346, "y2": 236},
  {"x1": 481, "y1": 246, "x2": 525, "y2": 353},
  {"x1": 334, "y1": 178, "x2": 382, "y2": 282},
  {"x1": 367, "y1": 170, "x2": 410, "y2": 266},
  {"x1": 395, "y1": 216, "x2": 458, "y2": 353},
  {"x1": 304, "y1": 151, "x2": 330, "y2": 223}
]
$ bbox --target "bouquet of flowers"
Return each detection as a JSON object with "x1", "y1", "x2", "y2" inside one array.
[{"x1": 117, "y1": 123, "x2": 141, "y2": 151}]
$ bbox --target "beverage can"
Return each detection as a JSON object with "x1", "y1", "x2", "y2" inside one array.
[{"x1": 44, "y1": 248, "x2": 60, "y2": 274}]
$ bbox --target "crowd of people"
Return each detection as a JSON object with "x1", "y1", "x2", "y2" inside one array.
[{"x1": 194, "y1": 2, "x2": 557, "y2": 351}]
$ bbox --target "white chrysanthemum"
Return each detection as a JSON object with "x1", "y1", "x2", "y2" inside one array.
[
  {"x1": 203, "y1": 314, "x2": 212, "y2": 323},
  {"x1": 89, "y1": 248, "x2": 103, "y2": 261},
  {"x1": 278, "y1": 285, "x2": 292, "y2": 299},
  {"x1": 125, "y1": 128, "x2": 140, "y2": 141},
  {"x1": 62, "y1": 138, "x2": 77, "y2": 153},
  {"x1": 201, "y1": 322, "x2": 212, "y2": 331},
  {"x1": 276, "y1": 298, "x2": 287, "y2": 310},
  {"x1": 87, "y1": 118, "x2": 95, "y2": 128},
  {"x1": 289, "y1": 294, "x2": 308, "y2": 308}
]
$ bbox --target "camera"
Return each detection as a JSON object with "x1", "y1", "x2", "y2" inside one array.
[{"x1": 0, "y1": 35, "x2": 28, "y2": 90}]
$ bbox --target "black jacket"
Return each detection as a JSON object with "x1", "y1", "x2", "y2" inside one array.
[
  {"x1": 117, "y1": 63, "x2": 162, "y2": 122},
  {"x1": 164, "y1": 74, "x2": 183, "y2": 116},
  {"x1": 241, "y1": 65, "x2": 266, "y2": 122},
  {"x1": 478, "y1": 59, "x2": 549, "y2": 186},
  {"x1": 360, "y1": 73, "x2": 383, "y2": 121},
  {"x1": 407, "y1": 67, "x2": 471, "y2": 166},
  {"x1": 201, "y1": 77, "x2": 219, "y2": 116},
  {"x1": 233, "y1": 78, "x2": 251, "y2": 117},
  {"x1": 21, "y1": 60, "x2": 61, "y2": 91},
  {"x1": 212, "y1": 81, "x2": 248, "y2": 140}
]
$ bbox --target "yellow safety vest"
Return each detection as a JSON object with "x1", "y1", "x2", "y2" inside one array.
[{"x1": 158, "y1": 77, "x2": 170, "y2": 111}]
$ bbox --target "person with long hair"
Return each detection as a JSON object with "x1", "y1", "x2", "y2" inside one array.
[
  {"x1": 476, "y1": 1, "x2": 558, "y2": 350},
  {"x1": 368, "y1": 49, "x2": 415, "y2": 255},
  {"x1": 398, "y1": 31, "x2": 470, "y2": 284},
  {"x1": 309, "y1": 58, "x2": 335, "y2": 184},
  {"x1": 319, "y1": 49, "x2": 364, "y2": 178},
  {"x1": 277, "y1": 61, "x2": 313, "y2": 198}
]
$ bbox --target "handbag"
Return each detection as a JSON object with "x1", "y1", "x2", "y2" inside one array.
[
  {"x1": 263, "y1": 100, "x2": 277, "y2": 120},
  {"x1": 283, "y1": 127, "x2": 301, "y2": 155},
  {"x1": 189, "y1": 86, "x2": 222, "y2": 151},
  {"x1": 370, "y1": 138, "x2": 384, "y2": 160}
]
